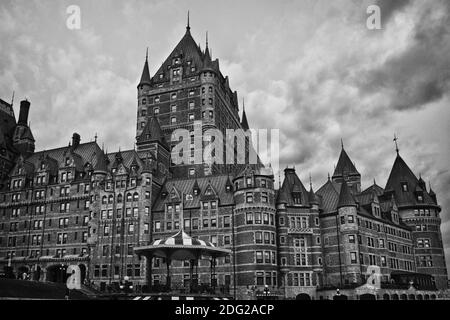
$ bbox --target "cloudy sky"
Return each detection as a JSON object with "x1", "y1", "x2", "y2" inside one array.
[{"x1": 1, "y1": 0, "x2": 449, "y2": 273}]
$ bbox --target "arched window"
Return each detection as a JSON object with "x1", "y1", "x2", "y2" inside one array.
[
  {"x1": 126, "y1": 193, "x2": 132, "y2": 202},
  {"x1": 108, "y1": 195, "x2": 113, "y2": 204},
  {"x1": 133, "y1": 192, "x2": 139, "y2": 201},
  {"x1": 117, "y1": 194, "x2": 123, "y2": 203},
  {"x1": 102, "y1": 196, "x2": 107, "y2": 204}
]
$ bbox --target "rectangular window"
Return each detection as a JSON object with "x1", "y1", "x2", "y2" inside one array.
[{"x1": 350, "y1": 252, "x2": 357, "y2": 264}]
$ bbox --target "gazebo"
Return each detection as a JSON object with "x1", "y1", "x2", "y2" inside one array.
[{"x1": 134, "y1": 229, "x2": 231, "y2": 293}]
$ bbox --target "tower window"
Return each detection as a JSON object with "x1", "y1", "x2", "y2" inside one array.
[
  {"x1": 154, "y1": 107, "x2": 159, "y2": 115},
  {"x1": 171, "y1": 93, "x2": 177, "y2": 100},
  {"x1": 154, "y1": 96, "x2": 160, "y2": 103},
  {"x1": 189, "y1": 114, "x2": 194, "y2": 121},
  {"x1": 142, "y1": 98, "x2": 146, "y2": 105},
  {"x1": 171, "y1": 105, "x2": 177, "y2": 112},
  {"x1": 401, "y1": 182, "x2": 408, "y2": 192},
  {"x1": 171, "y1": 117, "x2": 176, "y2": 124},
  {"x1": 209, "y1": 110, "x2": 214, "y2": 118},
  {"x1": 189, "y1": 101, "x2": 195, "y2": 109}
]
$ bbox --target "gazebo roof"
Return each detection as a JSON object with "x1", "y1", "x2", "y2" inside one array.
[{"x1": 134, "y1": 229, "x2": 231, "y2": 260}]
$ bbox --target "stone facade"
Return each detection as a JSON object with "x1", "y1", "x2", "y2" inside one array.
[{"x1": 0, "y1": 21, "x2": 448, "y2": 300}]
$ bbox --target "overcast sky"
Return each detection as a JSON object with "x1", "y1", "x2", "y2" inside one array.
[{"x1": 1, "y1": 0, "x2": 449, "y2": 274}]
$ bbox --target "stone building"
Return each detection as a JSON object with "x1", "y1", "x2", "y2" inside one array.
[{"x1": 0, "y1": 18, "x2": 448, "y2": 300}]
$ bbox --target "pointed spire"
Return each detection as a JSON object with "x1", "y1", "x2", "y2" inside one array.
[
  {"x1": 393, "y1": 133, "x2": 399, "y2": 155},
  {"x1": 341, "y1": 138, "x2": 344, "y2": 149},
  {"x1": 241, "y1": 99, "x2": 249, "y2": 131},
  {"x1": 138, "y1": 48, "x2": 151, "y2": 87},
  {"x1": 186, "y1": 10, "x2": 190, "y2": 33}
]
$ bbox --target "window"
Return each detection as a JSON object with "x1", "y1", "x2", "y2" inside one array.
[
  {"x1": 171, "y1": 116, "x2": 176, "y2": 124},
  {"x1": 246, "y1": 193, "x2": 253, "y2": 203},
  {"x1": 255, "y1": 212, "x2": 262, "y2": 224},
  {"x1": 401, "y1": 182, "x2": 408, "y2": 192},
  {"x1": 246, "y1": 213, "x2": 253, "y2": 224},
  {"x1": 154, "y1": 107, "x2": 159, "y2": 115},
  {"x1": 171, "y1": 104, "x2": 177, "y2": 112},
  {"x1": 348, "y1": 235, "x2": 356, "y2": 243},
  {"x1": 189, "y1": 101, "x2": 195, "y2": 109},
  {"x1": 261, "y1": 192, "x2": 268, "y2": 203},
  {"x1": 348, "y1": 215, "x2": 354, "y2": 223},
  {"x1": 350, "y1": 252, "x2": 357, "y2": 264},
  {"x1": 223, "y1": 216, "x2": 230, "y2": 228},
  {"x1": 256, "y1": 251, "x2": 263, "y2": 263},
  {"x1": 188, "y1": 114, "x2": 194, "y2": 121},
  {"x1": 255, "y1": 232, "x2": 262, "y2": 244}
]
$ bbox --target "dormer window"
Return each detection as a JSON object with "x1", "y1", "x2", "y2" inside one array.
[
  {"x1": 159, "y1": 74, "x2": 163, "y2": 79},
  {"x1": 226, "y1": 184, "x2": 232, "y2": 192},
  {"x1": 65, "y1": 157, "x2": 71, "y2": 166},
  {"x1": 292, "y1": 193, "x2": 302, "y2": 205},
  {"x1": 40, "y1": 163, "x2": 45, "y2": 170},
  {"x1": 417, "y1": 195, "x2": 423, "y2": 202},
  {"x1": 401, "y1": 182, "x2": 408, "y2": 192},
  {"x1": 205, "y1": 187, "x2": 213, "y2": 196}
]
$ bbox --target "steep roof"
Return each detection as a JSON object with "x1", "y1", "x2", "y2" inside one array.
[
  {"x1": 385, "y1": 154, "x2": 436, "y2": 207},
  {"x1": 337, "y1": 179, "x2": 356, "y2": 208},
  {"x1": 25, "y1": 141, "x2": 101, "y2": 171},
  {"x1": 153, "y1": 174, "x2": 234, "y2": 211},
  {"x1": 152, "y1": 28, "x2": 206, "y2": 82},
  {"x1": 333, "y1": 147, "x2": 359, "y2": 178},
  {"x1": 316, "y1": 178, "x2": 341, "y2": 213},
  {"x1": 277, "y1": 168, "x2": 311, "y2": 207},
  {"x1": 137, "y1": 116, "x2": 164, "y2": 144}
]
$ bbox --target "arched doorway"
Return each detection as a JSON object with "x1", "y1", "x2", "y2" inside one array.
[
  {"x1": 383, "y1": 294, "x2": 390, "y2": 300},
  {"x1": 296, "y1": 293, "x2": 311, "y2": 300},
  {"x1": 360, "y1": 294, "x2": 376, "y2": 300},
  {"x1": 430, "y1": 294, "x2": 436, "y2": 300},
  {"x1": 78, "y1": 264, "x2": 87, "y2": 284},
  {"x1": 424, "y1": 294, "x2": 430, "y2": 300},
  {"x1": 46, "y1": 265, "x2": 68, "y2": 283},
  {"x1": 408, "y1": 294, "x2": 415, "y2": 300},
  {"x1": 391, "y1": 294, "x2": 399, "y2": 300},
  {"x1": 416, "y1": 294, "x2": 423, "y2": 300},
  {"x1": 400, "y1": 294, "x2": 407, "y2": 300}
]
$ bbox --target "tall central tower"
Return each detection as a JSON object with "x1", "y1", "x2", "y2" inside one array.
[{"x1": 136, "y1": 18, "x2": 248, "y2": 178}]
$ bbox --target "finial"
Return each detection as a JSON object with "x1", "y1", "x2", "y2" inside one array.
[
  {"x1": 242, "y1": 97, "x2": 245, "y2": 111},
  {"x1": 11, "y1": 90, "x2": 15, "y2": 107},
  {"x1": 94, "y1": 132, "x2": 98, "y2": 143},
  {"x1": 186, "y1": 11, "x2": 190, "y2": 31},
  {"x1": 309, "y1": 173, "x2": 312, "y2": 189},
  {"x1": 328, "y1": 172, "x2": 330, "y2": 180},
  {"x1": 341, "y1": 138, "x2": 344, "y2": 149},
  {"x1": 393, "y1": 133, "x2": 399, "y2": 155},
  {"x1": 373, "y1": 178, "x2": 376, "y2": 185},
  {"x1": 146, "y1": 47, "x2": 148, "y2": 61},
  {"x1": 206, "y1": 31, "x2": 208, "y2": 48},
  {"x1": 278, "y1": 170, "x2": 281, "y2": 189}
]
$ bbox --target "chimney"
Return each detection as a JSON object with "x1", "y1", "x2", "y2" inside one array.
[
  {"x1": 72, "y1": 133, "x2": 81, "y2": 148},
  {"x1": 18, "y1": 99, "x2": 31, "y2": 125}
]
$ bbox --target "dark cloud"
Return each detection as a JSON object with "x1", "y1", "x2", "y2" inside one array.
[
  {"x1": 375, "y1": 0, "x2": 411, "y2": 23},
  {"x1": 360, "y1": 1, "x2": 450, "y2": 111}
]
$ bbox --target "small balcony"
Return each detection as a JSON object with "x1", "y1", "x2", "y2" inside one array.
[{"x1": 287, "y1": 227, "x2": 313, "y2": 235}]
